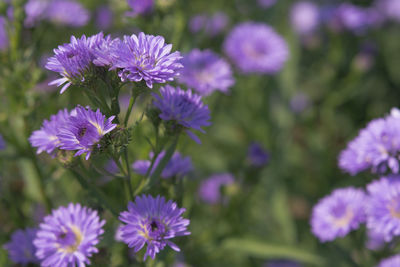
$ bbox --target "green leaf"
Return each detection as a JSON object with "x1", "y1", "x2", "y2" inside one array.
[{"x1": 222, "y1": 238, "x2": 324, "y2": 266}]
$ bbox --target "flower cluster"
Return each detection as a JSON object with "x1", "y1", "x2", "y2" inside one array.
[
  {"x1": 133, "y1": 151, "x2": 193, "y2": 179},
  {"x1": 179, "y1": 49, "x2": 234, "y2": 96},
  {"x1": 152, "y1": 85, "x2": 211, "y2": 144},
  {"x1": 24, "y1": 0, "x2": 89, "y2": 27},
  {"x1": 118, "y1": 195, "x2": 191, "y2": 260},
  {"x1": 223, "y1": 22, "x2": 289, "y2": 74},
  {"x1": 46, "y1": 32, "x2": 183, "y2": 93},
  {"x1": 29, "y1": 106, "x2": 116, "y2": 159},
  {"x1": 339, "y1": 108, "x2": 400, "y2": 176}
]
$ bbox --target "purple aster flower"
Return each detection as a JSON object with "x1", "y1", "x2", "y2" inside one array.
[
  {"x1": 247, "y1": 142, "x2": 269, "y2": 167},
  {"x1": 310, "y1": 187, "x2": 366, "y2": 242},
  {"x1": 58, "y1": 106, "x2": 117, "y2": 160},
  {"x1": 179, "y1": 49, "x2": 234, "y2": 96},
  {"x1": 198, "y1": 173, "x2": 235, "y2": 204},
  {"x1": 45, "y1": 0, "x2": 89, "y2": 27},
  {"x1": 119, "y1": 195, "x2": 191, "y2": 260},
  {"x1": 366, "y1": 176, "x2": 400, "y2": 242},
  {"x1": 290, "y1": 1, "x2": 320, "y2": 36},
  {"x1": 132, "y1": 151, "x2": 193, "y2": 179},
  {"x1": 338, "y1": 108, "x2": 400, "y2": 176},
  {"x1": 257, "y1": 0, "x2": 276, "y2": 9},
  {"x1": 127, "y1": 0, "x2": 154, "y2": 16},
  {"x1": 4, "y1": 228, "x2": 39, "y2": 265},
  {"x1": 29, "y1": 108, "x2": 71, "y2": 155},
  {"x1": 110, "y1": 32, "x2": 182, "y2": 88},
  {"x1": 0, "y1": 16, "x2": 8, "y2": 51},
  {"x1": 377, "y1": 0, "x2": 400, "y2": 23},
  {"x1": 378, "y1": 255, "x2": 400, "y2": 267},
  {"x1": 34, "y1": 203, "x2": 105, "y2": 267},
  {"x1": 152, "y1": 85, "x2": 211, "y2": 144},
  {"x1": 46, "y1": 32, "x2": 112, "y2": 93},
  {"x1": 96, "y1": 5, "x2": 113, "y2": 30},
  {"x1": 264, "y1": 259, "x2": 303, "y2": 267},
  {"x1": 223, "y1": 22, "x2": 289, "y2": 74}
]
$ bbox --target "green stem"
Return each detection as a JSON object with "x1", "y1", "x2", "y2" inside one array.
[
  {"x1": 124, "y1": 95, "x2": 136, "y2": 127},
  {"x1": 70, "y1": 168, "x2": 119, "y2": 218},
  {"x1": 123, "y1": 150, "x2": 134, "y2": 200}
]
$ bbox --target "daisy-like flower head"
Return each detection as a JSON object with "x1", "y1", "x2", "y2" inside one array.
[
  {"x1": 34, "y1": 203, "x2": 105, "y2": 267},
  {"x1": 110, "y1": 32, "x2": 183, "y2": 88},
  {"x1": 366, "y1": 176, "x2": 400, "y2": 242},
  {"x1": 378, "y1": 254, "x2": 400, "y2": 267},
  {"x1": 310, "y1": 187, "x2": 366, "y2": 242},
  {"x1": 58, "y1": 106, "x2": 116, "y2": 160},
  {"x1": 152, "y1": 85, "x2": 211, "y2": 144},
  {"x1": 132, "y1": 151, "x2": 193, "y2": 179},
  {"x1": 4, "y1": 228, "x2": 39, "y2": 265},
  {"x1": 119, "y1": 195, "x2": 190, "y2": 260},
  {"x1": 223, "y1": 22, "x2": 289, "y2": 74},
  {"x1": 198, "y1": 173, "x2": 235, "y2": 204},
  {"x1": 46, "y1": 32, "x2": 109, "y2": 93},
  {"x1": 339, "y1": 108, "x2": 400, "y2": 176},
  {"x1": 29, "y1": 109, "x2": 71, "y2": 154},
  {"x1": 179, "y1": 49, "x2": 234, "y2": 96}
]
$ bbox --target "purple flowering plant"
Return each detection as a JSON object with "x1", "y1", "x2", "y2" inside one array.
[{"x1": 3, "y1": 0, "x2": 400, "y2": 266}]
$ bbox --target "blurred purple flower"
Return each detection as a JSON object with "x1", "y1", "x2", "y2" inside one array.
[
  {"x1": 0, "y1": 134, "x2": 6, "y2": 150},
  {"x1": 110, "y1": 32, "x2": 183, "y2": 88},
  {"x1": 223, "y1": 22, "x2": 289, "y2": 74},
  {"x1": 189, "y1": 14, "x2": 207, "y2": 33},
  {"x1": 198, "y1": 173, "x2": 235, "y2": 204},
  {"x1": 0, "y1": 16, "x2": 9, "y2": 51},
  {"x1": 96, "y1": 5, "x2": 113, "y2": 30},
  {"x1": 377, "y1": 0, "x2": 400, "y2": 22},
  {"x1": 46, "y1": 0, "x2": 89, "y2": 27},
  {"x1": 4, "y1": 228, "x2": 39, "y2": 265},
  {"x1": 24, "y1": 0, "x2": 48, "y2": 27},
  {"x1": 179, "y1": 49, "x2": 234, "y2": 96},
  {"x1": 133, "y1": 151, "x2": 193, "y2": 179},
  {"x1": 127, "y1": 0, "x2": 154, "y2": 16},
  {"x1": 189, "y1": 12, "x2": 229, "y2": 37},
  {"x1": 290, "y1": 92, "x2": 310, "y2": 113},
  {"x1": 366, "y1": 229, "x2": 386, "y2": 251},
  {"x1": 34, "y1": 203, "x2": 105, "y2": 267},
  {"x1": 366, "y1": 176, "x2": 400, "y2": 242},
  {"x1": 153, "y1": 85, "x2": 211, "y2": 144},
  {"x1": 311, "y1": 187, "x2": 366, "y2": 242},
  {"x1": 247, "y1": 142, "x2": 269, "y2": 167},
  {"x1": 290, "y1": 1, "x2": 320, "y2": 36},
  {"x1": 58, "y1": 106, "x2": 116, "y2": 160},
  {"x1": 378, "y1": 254, "x2": 400, "y2": 267},
  {"x1": 119, "y1": 195, "x2": 191, "y2": 260},
  {"x1": 257, "y1": 0, "x2": 276, "y2": 9},
  {"x1": 338, "y1": 108, "x2": 400, "y2": 176}
]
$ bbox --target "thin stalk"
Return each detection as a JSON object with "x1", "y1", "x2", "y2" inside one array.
[
  {"x1": 124, "y1": 95, "x2": 136, "y2": 127},
  {"x1": 70, "y1": 168, "x2": 119, "y2": 218},
  {"x1": 123, "y1": 149, "x2": 134, "y2": 200}
]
